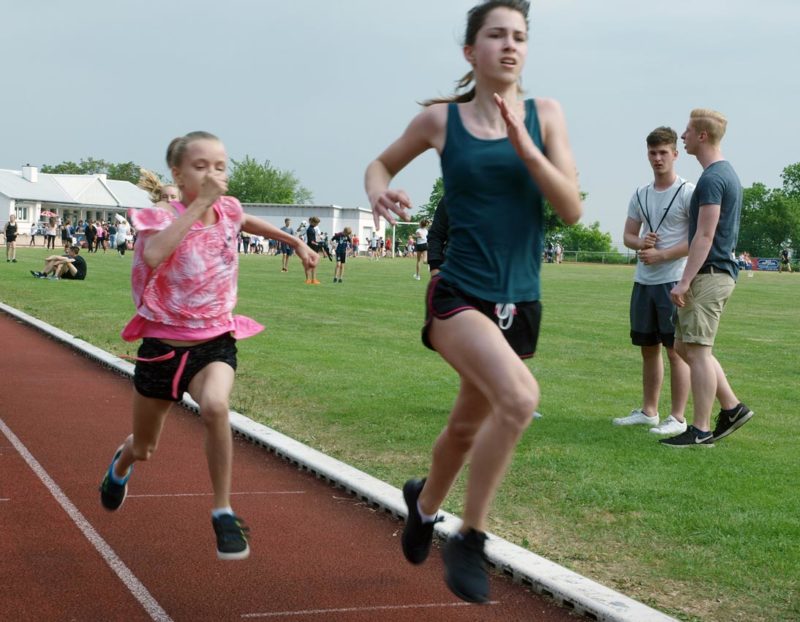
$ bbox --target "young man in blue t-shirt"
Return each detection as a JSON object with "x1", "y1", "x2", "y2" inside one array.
[{"x1": 661, "y1": 109, "x2": 754, "y2": 447}]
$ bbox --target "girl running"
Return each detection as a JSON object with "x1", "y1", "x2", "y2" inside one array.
[
  {"x1": 5, "y1": 214, "x2": 18, "y2": 262},
  {"x1": 138, "y1": 168, "x2": 181, "y2": 214},
  {"x1": 99, "y1": 131, "x2": 317, "y2": 560},
  {"x1": 364, "y1": 0, "x2": 581, "y2": 603}
]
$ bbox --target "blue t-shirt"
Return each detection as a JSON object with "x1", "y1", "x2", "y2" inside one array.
[
  {"x1": 438, "y1": 99, "x2": 545, "y2": 302},
  {"x1": 688, "y1": 160, "x2": 742, "y2": 280}
]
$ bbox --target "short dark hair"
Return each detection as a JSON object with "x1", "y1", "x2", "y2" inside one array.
[
  {"x1": 69, "y1": 244, "x2": 81, "y2": 253},
  {"x1": 646, "y1": 126, "x2": 678, "y2": 148}
]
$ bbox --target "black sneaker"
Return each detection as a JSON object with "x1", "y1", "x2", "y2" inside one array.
[
  {"x1": 658, "y1": 425, "x2": 714, "y2": 448},
  {"x1": 712, "y1": 403, "x2": 754, "y2": 441},
  {"x1": 99, "y1": 448, "x2": 132, "y2": 511},
  {"x1": 30, "y1": 271, "x2": 43, "y2": 278},
  {"x1": 401, "y1": 478, "x2": 442, "y2": 565},
  {"x1": 443, "y1": 529, "x2": 490, "y2": 603},
  {"x1": 212, "y1": 513, "x2": 250, "y2": 560}
]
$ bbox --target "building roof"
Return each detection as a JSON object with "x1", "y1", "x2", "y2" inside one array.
[{"x1": 0, "y1": 168, "x2": 151, "y2": 208}]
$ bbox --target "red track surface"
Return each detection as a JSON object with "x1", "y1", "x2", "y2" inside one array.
[{"x1": 0, "y1": 312, "x2": 579, "y2": 621}]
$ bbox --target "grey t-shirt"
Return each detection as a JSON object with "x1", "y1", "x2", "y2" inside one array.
[
  {"x1": 627, "y1": 176, "x2": 694, "y2": 285},
  {"x1": 689, "y1": 160, "x2": 742, "y2": 280}
]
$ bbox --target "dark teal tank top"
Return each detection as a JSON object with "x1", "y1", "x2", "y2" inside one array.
[{"x1": 438, "y1": 98, "x2": 544, "y2": 302}]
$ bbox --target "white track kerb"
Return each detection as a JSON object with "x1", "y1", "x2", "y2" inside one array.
[{"x1": 1, "y1": 302, "x2": 676, "y2": 622}]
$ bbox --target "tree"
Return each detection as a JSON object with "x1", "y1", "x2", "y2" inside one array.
[
  {"x1": 41, "y1": 157, "x2": 141, "y2": 183},
  {"x1": 738, "y1": 178, "x2": 800, "y2": 257},
  {"x1": 780, "y1": 162, "x2": 800, "y2": 198},
  {"x1": 227, "y1": 156, "x2": 312, "y2": 204}
]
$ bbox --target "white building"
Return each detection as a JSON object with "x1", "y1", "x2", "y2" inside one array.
[
  {"x1": 1, "y1": 166, "x2": 384, "y2": 251},
  {"x1": 0, "y1": 166, "x2": 151, "y2": 233},
  {"x1": 242, "y1": 203, "x2": 385, "y2": 254}
]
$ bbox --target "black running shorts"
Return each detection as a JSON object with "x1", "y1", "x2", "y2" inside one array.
[{"x1": 421, "y1": 276, "x2": 541, "y2": 359}]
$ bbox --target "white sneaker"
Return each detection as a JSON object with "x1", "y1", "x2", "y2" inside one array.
[
  {"x1": 649, "y1": 415, "x2": 688, "y2": 435},
  {"x1": 612, "y1": 408, "x2": 659, "y2": 427}
]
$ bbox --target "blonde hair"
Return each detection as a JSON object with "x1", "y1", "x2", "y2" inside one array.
[
  {"x1": 138, "y1": 169, "x2": 165, "y2": 202},
  {"x1": 690, "y1": 109, "x2": 728, "y2": 146}
]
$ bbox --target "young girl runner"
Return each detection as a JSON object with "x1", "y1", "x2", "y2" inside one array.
[
  {"x1": 365, "y1": 0, "x2": 581, "y2": 603},
  {"x1": 100, "y1": 131, "x2": 317, "y2": 560}
]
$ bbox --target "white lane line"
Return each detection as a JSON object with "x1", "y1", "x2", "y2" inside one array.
[
  {"x1": 128, "y1": 490, "x2": 306, "y2": 499},
  {"x1": 242, "y1": 601, "x2": 499, "y2": 618},
  {"x1": 0, "y1": 498, "x2": 9, "y2": 502},
  {"x1": 0, "y1": 417, "x2": 173, "y2": 622}
]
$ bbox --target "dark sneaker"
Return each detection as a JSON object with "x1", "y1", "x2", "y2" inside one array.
[
  {"x1": 99, "y1": 448, "x2": 132, "y2": 511},
  {"x1": 443, "y1": 529, "x2": 490, "y2": 603},
  {"x1": 712, "y1": 403, "x2": 754, "y2": 441},
  {"x1": 212, "y1": 513, "x2": 250, "y2": 560},
  {"x1": 401, "y1": 478, "x2": 442, "y2": 565},
  {"x1": 659, "y1": 425, "x2": 714, "y2": 448},
  {"x1": 30, "y1": 271, "x2": 44, "y2": 278}
]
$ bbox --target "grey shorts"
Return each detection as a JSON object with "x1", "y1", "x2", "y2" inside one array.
[{"x1": 630, "y1": 282, "x2": 677, "y2": 348}]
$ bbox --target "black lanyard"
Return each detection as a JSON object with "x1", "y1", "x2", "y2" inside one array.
[{"x1": 636, "y1": 182, "x2": 686, "y2": 234}]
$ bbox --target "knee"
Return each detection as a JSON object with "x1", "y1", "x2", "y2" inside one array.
[
  {"x1": 199, "y1": 398, "x2": 230, "y2": 426},
  {"x1": 495, "y1": 383, "x2": 539, "y2": 431}
]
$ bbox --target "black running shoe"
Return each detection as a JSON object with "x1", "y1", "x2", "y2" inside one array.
[
  {"x1": 659, "y1": 425, "x2": 714, "y2": 448},
  {"x1": 443, "y1": 529, "x2": 490, "y2": 603},
  {"x1": 30, "y1": 271, "x2": 44, "y2": 278},
  {"x1": 401, "y1": 478, "x2": 442, "y2": 565},
  {"x1": 712, "y1": 403, "x2": 754, "y2": 441},
  {"x1": 99, "y1": 448, "x2": 131, "y2": 511},
  {"x1": 212, "y1": 513, "x2": 250, "y2": 560}
]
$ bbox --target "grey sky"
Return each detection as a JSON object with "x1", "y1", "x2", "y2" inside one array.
[{"x1": 2, "y1": 0, "x2": 798, "y2": 247}]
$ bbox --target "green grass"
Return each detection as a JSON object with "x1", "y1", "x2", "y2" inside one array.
[{"x1": 3, "y1": 247, "x2": 798, "y2": 621}]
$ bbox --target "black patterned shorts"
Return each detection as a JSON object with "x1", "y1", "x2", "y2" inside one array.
[{"x1": 133, "y1": 333, "x2": 237, "y2": 402}]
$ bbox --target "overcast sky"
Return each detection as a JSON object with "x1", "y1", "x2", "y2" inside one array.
[{"x1": 2, "y1": 0, "x2": 798, "y2": 247}]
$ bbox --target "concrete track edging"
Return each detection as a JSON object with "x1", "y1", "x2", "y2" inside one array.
[{"x1": 1, "y1": 302, "x2": 677, "y2": 622}]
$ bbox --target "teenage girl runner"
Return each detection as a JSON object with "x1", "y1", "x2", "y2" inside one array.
[
  {"x1": 413, "y1": 218, "x2": 430, "y2": 280},
  {"x1": 365, "y1": 0, "x2": 581, "y2": 603},
  {"x1": 99, "y1": 131, "x2": 317, "y2": 560}
]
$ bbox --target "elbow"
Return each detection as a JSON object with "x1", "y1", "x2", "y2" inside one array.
[{"x1": 142, "y1": 248, "x2": 161, "y2": 269}]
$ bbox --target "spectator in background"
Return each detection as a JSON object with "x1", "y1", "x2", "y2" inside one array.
[
  {"x1": 614, "y1": 126, "x2": 693, "y2": 436},
  {"x1": 662, "y1": 108, "x2": 754, "y2": 447},
  {"x1": 280, "y1": 218, "x2": 295, "y2": 271},
  {"x1": 84, "y1": 220, "x2": 96, "y2": 252},
  {"x1": 29, "y1": 221, "x2": 38, "y2": 247},
  {"x1": 116, "y1": 217, "x2": 131, "y2": 257},
  {"x1": 31, "y1": 244, "x2": 87, "y2": 280},
  {"x1": 5, "y1": 214, "x2": 18, "y2": 262},
  {"x1": 45, "y1": 217, "x2": 57, "y2": 250},
  {"x1": 779, "y1": 247, "x2": 792, "y2": 273}
]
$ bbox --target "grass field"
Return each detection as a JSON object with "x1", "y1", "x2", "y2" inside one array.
[{"x1": 2, "y1": 246, "x2": 798, "y2": 621}]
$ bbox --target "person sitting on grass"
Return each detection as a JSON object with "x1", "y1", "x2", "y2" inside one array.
[{"x1": 30, "y1": 244, "x2": 87, "y2": 280}]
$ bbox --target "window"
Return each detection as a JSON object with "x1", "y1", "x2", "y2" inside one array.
[{"x1": 15, "y1": 202, "x2": 32, "y2": 221}]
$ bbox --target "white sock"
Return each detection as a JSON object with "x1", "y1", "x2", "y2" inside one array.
[
  {"x1": 211, "y1": 506, "x2": 234, "y2": 518},
  {"x1": 417, "y1": 499, "x2": 437, "y2": 524}
]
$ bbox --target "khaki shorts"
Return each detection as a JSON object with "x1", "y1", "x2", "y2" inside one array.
[{"x1": 675, "y1": 273, "x2": 735, "y2": 346}]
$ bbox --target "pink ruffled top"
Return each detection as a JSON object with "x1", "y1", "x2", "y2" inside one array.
[{"x1": 121, "y1": 197, "x2": 263, "y2": 342}]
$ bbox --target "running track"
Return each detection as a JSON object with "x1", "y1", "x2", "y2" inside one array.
[{"x1": 0, "y1": 312, "x2": 580, "y2": 622}]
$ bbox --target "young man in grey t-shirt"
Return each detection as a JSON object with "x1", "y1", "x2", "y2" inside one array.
[
  {"x1": 614, "y1": 127, "x2": 693, "y2": 436},
  {"x1": 661, "y1": 109, "x2": 754, "y2": 448}
]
